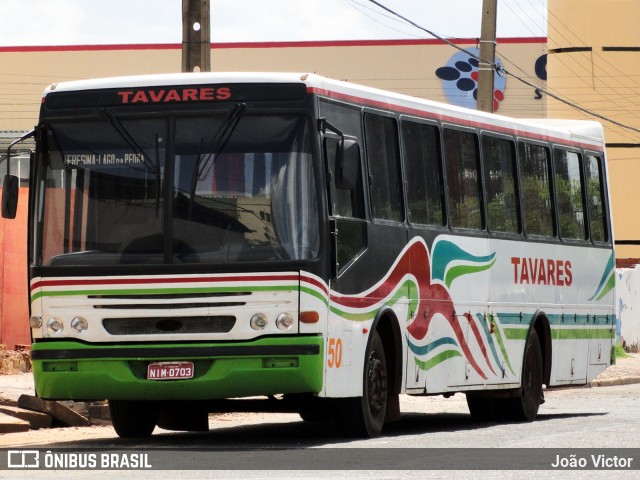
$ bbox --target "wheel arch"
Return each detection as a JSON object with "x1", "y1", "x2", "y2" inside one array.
[
  {"x1": 531, "y1": 312, "x2": 552, "y2": 386},
  {"x1": 370, "y1": 307, "x2": 403, "y2": 396}
]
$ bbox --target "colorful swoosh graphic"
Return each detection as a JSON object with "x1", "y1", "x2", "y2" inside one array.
[
  {"x1": 432, "y1": 240, "x2": 496, "y2": 288},
  {"x1": 329, "y1": 237, "x2": 502, "y2": 380},
  {"x1": 589, "y1": 251, "x2": 615, "y2": 301}
]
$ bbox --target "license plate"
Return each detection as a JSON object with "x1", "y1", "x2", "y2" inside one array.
[{"x1": 147, "y1": 362, "x2": 194, "y2": 381}]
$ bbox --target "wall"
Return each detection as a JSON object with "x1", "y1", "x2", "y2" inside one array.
[
  {"x1": 0, "y1": 39, "x2": 547, "y2": 132},
  {"x1": 0, "y1": 187, "x2": 29, "y2": 348},
  {"x1": 0, "y1": 38, "x2": 546, "y2": 346},
  {"x1": 616, "y1": 267, "x2": 640, "y2": 351},
  {"x1": 547, "y1": 0, "x2": 640, "y2": 260}
]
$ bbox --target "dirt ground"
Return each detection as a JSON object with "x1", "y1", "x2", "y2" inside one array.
[{"x1": 0, "y1": 346, "x2": 31, "y2": 375}]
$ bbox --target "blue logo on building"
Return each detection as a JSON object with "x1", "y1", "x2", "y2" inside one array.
[{"x1": 435, "y1": 48, "x2": 507, "y2": 111}]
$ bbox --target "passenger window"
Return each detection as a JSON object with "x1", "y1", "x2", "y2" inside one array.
[
  {"x1": 519, "y1": 142, "x2": 554, "y2": 237},
  {"x1": 554, "y1": 149, "x2": 587, "y2": 240},
  {"x1": 443, "y1": 129, "x2": 483, "y2": 229},
  {"x1": 482, "y1": 136, "x2": 519, "y2": 233},
  {"x1": 585, "y1": 154, "x2": 608, "y2": 242},
  {"x1": 364, "y1": 114, "x2": 403, "y2": 222},
  {"x1": 401, "y1": 121, "x2": 445, "y2": 226}
]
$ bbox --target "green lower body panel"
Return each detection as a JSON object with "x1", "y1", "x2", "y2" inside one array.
[{"x1": 31, "y1": 336, "x2": 324, "y2": 401}]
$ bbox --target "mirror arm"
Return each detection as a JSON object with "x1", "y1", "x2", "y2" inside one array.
[
  {"x1": 5, "y1": 129, "x2": 36, "y2": 177},
  {"x1": 317, "y1": 118, "x2": 344, "y2": 142}
]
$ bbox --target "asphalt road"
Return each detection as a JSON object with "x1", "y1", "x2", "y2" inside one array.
[{"x1": 2, "y1": 383, "x2": 640, "y2": 480}]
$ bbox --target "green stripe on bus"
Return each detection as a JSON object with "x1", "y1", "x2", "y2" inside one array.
[
  {"x1": 491, "y1": 314, "x2": 516, "y2": 375},
  {"x1": 444, "y1": 258, "x2": 496, "y2": 288},
  {"x1": 503, "y1": 328, "x2": 529, "y2": 340},
  {"x1": 330, "y1": 279, "x2": 415, "y2": 322},
  {"x1": 300, "y1": 286, "x2": 329, "y2": 306},
  {"x1": 553, "y1": 328, "x2": 615, "y2": 340},
  {"x1": 415, "y1": 349, "x2": 462, "y2": 371},
  {"x1": 505, "y1": 327, "x2": 614, "y2": 341}
]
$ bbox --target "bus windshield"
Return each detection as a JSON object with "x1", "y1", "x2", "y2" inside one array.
[{"x1": 35, "y1": 112, "x2": 319, "y2": 266}]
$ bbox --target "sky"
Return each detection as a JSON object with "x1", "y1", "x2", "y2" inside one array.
[{"x1": 0, "y1": 0, "x2": 547, "y2": 46}]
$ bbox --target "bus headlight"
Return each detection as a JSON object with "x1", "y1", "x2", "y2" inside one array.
[
  {"x1": 46, "y1": 318, "x2": 64, "y2": 335},
  {"x1": 250, "y1": 313, "x2": 268, "y2": 330},
  {"x1": 71, "y1": 316, "x2": 89, "y2": 333},
  {"x1": 276, "y1": 312, "x2": 295, "y2": 330},
  {"x1": 29, "y1": 316, "x2": 42, "y2": 329}
]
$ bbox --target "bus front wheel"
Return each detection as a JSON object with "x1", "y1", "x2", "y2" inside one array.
[
  {"x1": 108, "y1": 400, "x2": 158, "y2": 438},
  {"x1": 338, "y1": 331, "x2": 388, "y2": 437}
]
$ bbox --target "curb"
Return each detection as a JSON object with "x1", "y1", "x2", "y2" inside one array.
[{"x1": 590, "y1": 376, "x2": 640, "y2": 387}]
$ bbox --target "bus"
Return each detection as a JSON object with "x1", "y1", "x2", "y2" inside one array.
[{"x1": 3, "y1": 72, "x2": 615, "y2": 438}]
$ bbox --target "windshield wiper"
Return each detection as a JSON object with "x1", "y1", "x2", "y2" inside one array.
[
  {"x1": 101, "y1": 108, "x2": 157, "y2": 173},
  {"x1": 190, "y1": 102, "x2": 246, "y2": 193}
]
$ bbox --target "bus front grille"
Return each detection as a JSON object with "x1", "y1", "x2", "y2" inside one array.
[{"x1": 102, "y1": 316, "x2": 236, "y2": 335}]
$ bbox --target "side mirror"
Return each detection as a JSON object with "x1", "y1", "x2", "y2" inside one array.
[
  {"x1": 335, "y1": 138, "x2": 360, "y2": 190},
  {"x1": 2, "y1": 175, "x2": 19, "y2": 219}
]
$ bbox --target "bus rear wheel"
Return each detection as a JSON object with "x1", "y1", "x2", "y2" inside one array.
[
  {"x1": 466, "y1": 329, "x2": 544, "y2": 422},
  {"x1": 505, "y1": 329, "x2": 544, "y2": 421},
  {"x1": 338, "y1": 331, "x2": 387, "y2": 437},
  {"x1": 108, "y1": 400, "x2": 158, "y2": 438}
]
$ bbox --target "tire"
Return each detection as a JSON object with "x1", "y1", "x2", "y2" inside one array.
[
  {"x1": 504, "y1": 329, "x2": 544, "y2": 421},
  {"x1": 297, "y1": 397, "x2": 334, "y2": 422},
  {"x1": 338, "y1": 331, "x2": 387, "y2": 437},
  {"x1": 466, "y1": 395, "x2": 498, "y2": 422},
  {"x1": 108, "y1": 400, "x2": 158, "y2": 438}
]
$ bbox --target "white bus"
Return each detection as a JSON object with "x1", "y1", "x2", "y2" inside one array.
[{"x1": 3, "y1": 72, "x2": 615, "y2": 438}]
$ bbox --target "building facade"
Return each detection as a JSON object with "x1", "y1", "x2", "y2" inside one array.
[
  {"x1": 0, "y1": 37, "x2": 546, "y2": 347},
  {"x1": 547, "y1": 0, "x2": 640, "y2": 263}
]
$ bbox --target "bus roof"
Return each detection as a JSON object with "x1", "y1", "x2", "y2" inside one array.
[{"x1": 43, "y1": 72, "x2": 605, "y2": 150}]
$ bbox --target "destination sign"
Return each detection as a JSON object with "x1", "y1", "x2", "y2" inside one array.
[
  {"x1": 63, "y1": 153, "x2": 145, "y2": 167},
  {"x1": 41, "y1": 83, "x2": 307, "y2": 111},
  {"x1": 116, "y1": 87, "x2": 231, "y2": 104}
]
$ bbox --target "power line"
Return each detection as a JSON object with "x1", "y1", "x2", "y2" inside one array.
[
  {"x1": 367, "y1": 0, "x2": 484, "y2": 62},
  {"x1": 345, "y1": 0, "x2": 424, "y2": 39},
  {"x1": 367, "y1": 0, "x2": 640, "y2": 137},
  {"x1": 514, "y1": 0, "x2": 640, "y2": 136}
]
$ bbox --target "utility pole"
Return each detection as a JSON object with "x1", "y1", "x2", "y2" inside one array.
[
  {"x1": 182, "y1": 0, "x2": 211, "y2": 72},
  {"x1": 477, "y1": 0, "x2": 497, "y2": 112}
]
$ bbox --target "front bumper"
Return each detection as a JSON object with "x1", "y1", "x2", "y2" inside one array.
[{"x1": 31, "y1": 336, "x2": 324, "y2": 401}]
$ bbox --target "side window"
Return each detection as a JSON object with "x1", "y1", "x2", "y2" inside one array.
[
  {"x1": 554, "y1": 149, "x2": 587, "y2": 240},
  {"x1": 519, "y1": 142, "x2": 554, "y2": 237},
  {"x1": 585, "y1": 154, "x2": 608, "y2": 242},
  {"x1": 482, "y1": 135, "x2": 519, "y2": 233},
  {"x1": 401, "y1": 121, "x2": 445, "y2": 226},
  {"x1": 364, "y1": 113, "x2": 404, "y2": 222},
  {"x1": 443, "y1": 128, "x2": 483, "y2": 229}
]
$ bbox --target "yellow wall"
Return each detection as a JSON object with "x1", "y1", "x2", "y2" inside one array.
[
  {"x1": 0, "y1": 39, "x2": 547, "y2": 346},
  {"x1": 0, "y1": 46, "x2": 182, "y2": 130},
  {"x1": 548, "y1": 0, "x2": 640, "y2": 259},
  {"x1": 0, "y1": 39, "x2": 547, "y2": 131}
]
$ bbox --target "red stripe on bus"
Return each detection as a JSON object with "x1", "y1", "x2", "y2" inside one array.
[
  {"x1": 300, "y1": 274, "x2": 329, "y2": 296},
  {"x1": 30, "y1": 274, "x2": 298, "y2": 292},
  {"x1": 308, "y1": 87, "x2": 603, "y2": 151}
]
